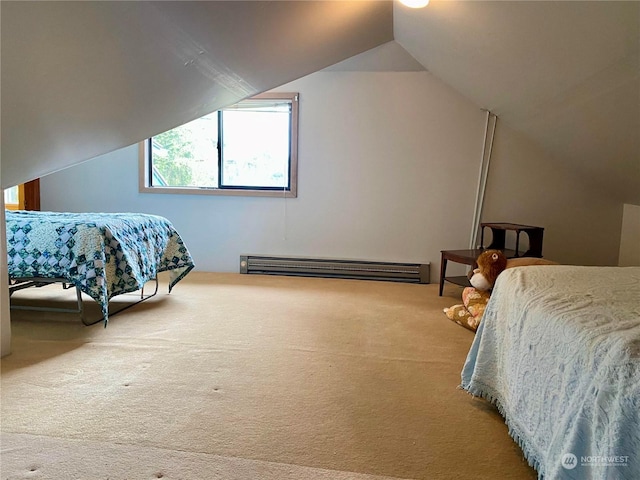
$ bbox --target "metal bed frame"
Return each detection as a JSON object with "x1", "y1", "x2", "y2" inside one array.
[{"x1": 8, "y1": 277, "x2": 159, "y2": 326}]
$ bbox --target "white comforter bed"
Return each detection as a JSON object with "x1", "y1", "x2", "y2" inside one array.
[{"x1": 461, "y1": 265, "x2": 640, "y2": 480}]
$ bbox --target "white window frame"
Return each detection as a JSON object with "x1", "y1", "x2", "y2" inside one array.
[{"x1": 139, "y1": 92, "x2": 298, "y2": 198}]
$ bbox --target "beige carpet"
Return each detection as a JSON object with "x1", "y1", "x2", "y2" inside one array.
[{"x1": 1, "y1": 272, "x2": 537, "y2": 479}]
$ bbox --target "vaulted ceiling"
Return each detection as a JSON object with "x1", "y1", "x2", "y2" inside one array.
[
  {"x1": 1, "y1": 1, "x2": 393, "y2": 188},
  {"x1": 395, "y1": 0, "x2": 639, "y2": 205},
  {"x1": 2, "y1": 1, "x2": 638, "y2": 204}
]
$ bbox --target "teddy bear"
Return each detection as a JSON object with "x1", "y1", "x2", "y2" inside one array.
[
  {"x1": 469, "y1": 250, "x2": 557, "y2": 291},
  {"x1": 443, "y1": 249, "x2": 507, "y2": 332},
  {"x1": 443, "y1": 287, "x2": 492, "y2": 332},
  {"x1": 469, "y1": 249, "x2": 508, "y2": 291},
  {"x1": 444, "y1": 250, "x2": 557, "y2": 332}
]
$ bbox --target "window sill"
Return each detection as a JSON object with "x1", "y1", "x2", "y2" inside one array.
[{"x1": 139, "y1": 185, "x2": 297, "y2": 198}]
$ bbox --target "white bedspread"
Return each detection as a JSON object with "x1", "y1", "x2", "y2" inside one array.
[{"x1": 461, "y1": 266, "x2": 640, "y2": 480}]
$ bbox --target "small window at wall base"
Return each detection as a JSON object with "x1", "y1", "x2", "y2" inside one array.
[
  {"x1": 3, "y1": 180, "x2": 40, "y2": 210},
  {"x1": 4, "y1": 185, "x2": 20, "y2": 209},
  {"x1": 139, "y1": 92, "x2": 299, "y2": 198}
]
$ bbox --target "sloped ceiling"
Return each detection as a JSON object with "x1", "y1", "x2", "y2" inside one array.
[
  {"x1": 395, "y1": 0, "x2": 640, "y2": 205},
  {"x1": 2, "y1": 1, "x2": 638, "y2": 206},
  {"x1": 323, "y1": 40, "x2": 425, "y2": 72},
  {"x1": 1, "y1": 0, "x2": 393, "y2": 188}
]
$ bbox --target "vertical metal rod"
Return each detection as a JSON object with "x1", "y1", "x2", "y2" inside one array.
[
  {"x1": 470, "y1": 110, "x2": 491, "y2": 248},
  {"x1": 475, "y1": 114, "x2": 497, "y2": 246},
  {"x1": 76, "y1": 287, "x2": 85, "y2": 325}
]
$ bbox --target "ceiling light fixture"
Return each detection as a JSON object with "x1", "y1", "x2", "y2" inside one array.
[{"x1": 399, "y1": 0, "x2": 429, "y2": 8}]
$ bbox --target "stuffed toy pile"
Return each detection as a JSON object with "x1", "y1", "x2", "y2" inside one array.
[{"x1": 444, "y1": 250, "x2": 556, "y2": 332}]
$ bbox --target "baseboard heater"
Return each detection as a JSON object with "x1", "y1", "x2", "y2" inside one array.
[{"x1": 239, "y1": 255, "x2": 430, "y2": 284}]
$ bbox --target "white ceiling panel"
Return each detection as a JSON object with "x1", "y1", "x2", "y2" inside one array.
[
  {"x1": 1, "y1": 1, "x2": 393, "y2": 188},
  {"x1": 395, "y1": 0, "x2": 639, "y2": 204},
  {"x1": 3, "y1": 0, "x2": 638, "y2": 206}
]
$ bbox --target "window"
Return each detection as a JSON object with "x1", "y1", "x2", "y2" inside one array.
[
  {"x1": 140, "y1": 92, "x2": 298, "y2": 198},
  {"x1": 4, "y1": 186, "x2": 20, "y2": 209},
  {"x1": 3, "y1": 180, "x2": 40, "y2": 210}
]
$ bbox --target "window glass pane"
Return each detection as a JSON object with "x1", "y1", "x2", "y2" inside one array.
[
  {"x1": 221, "y1": 108, "x2": 290, "y2": 188},
  {"x1": 145, "y1": 93, "x2": 298, "y2": 196},
  {"x1": 151, "y1": 113, "x2": 218, "y2": 187},
  {"x1": 4, "y1": 186, "x2": 18, "y2": 205}
]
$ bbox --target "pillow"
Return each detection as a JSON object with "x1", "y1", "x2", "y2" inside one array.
[{"x1": 506, "y1": 257, "x2": 558, "y2": 268}]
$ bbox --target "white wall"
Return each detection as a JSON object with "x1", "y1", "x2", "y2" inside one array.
[
  {"x1": 40, "y1": 69, "x2": 626, "y2": 282},
  {"x1": 482, "y1": 123, "x2": 624, "y2": 266},
  {"x1": 619, "y1": 204, "x2": 640, "y2": 266},
  {"x1": 41, "y1": 71, "x2": 485, "y2": 282}
]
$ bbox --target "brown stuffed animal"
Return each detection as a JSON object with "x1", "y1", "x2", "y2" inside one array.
[
  {"x1": 443, "y1": 287, "x2": 491, "y2": 332},
  {"x1": 444, "y1": 251, "x2": 558, "y2": 332},
  {"x1": 469, "y1": 249, "x2": 508, "y2": 291},
  {"x1": 470, "y1": 251, "x2": 558, "y2": 291},
  {"x1": 443, "y1": 250, "x2": 507, "y2": 332}
]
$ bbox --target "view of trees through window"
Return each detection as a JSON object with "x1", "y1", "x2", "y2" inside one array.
[
  {"x1": 152, "y1": 113, "x2": 218, "y2": 187},
  {"x1": 150, "y1": 96, "x2": 294, "y2": 191}
]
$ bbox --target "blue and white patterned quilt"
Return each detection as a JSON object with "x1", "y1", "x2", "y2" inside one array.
[
  {"x1": 461, "y1": 266, "x2": 640, "y2": 480},
  {"x1": 6, "y1": 210, "x2": 195, "y2": 324}
]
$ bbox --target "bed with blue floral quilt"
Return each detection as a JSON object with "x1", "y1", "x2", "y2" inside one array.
[
  {"x1": 460, "y1": 265, "x2": 640, "y2": 480},
  {"x1": 6, "y1": 210, "x2": 195, "y2": 326}
]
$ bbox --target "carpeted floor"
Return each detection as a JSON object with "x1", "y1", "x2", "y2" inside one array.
[{"x1": 1, "y1": 272, "x2": 537, "y2": 479}]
